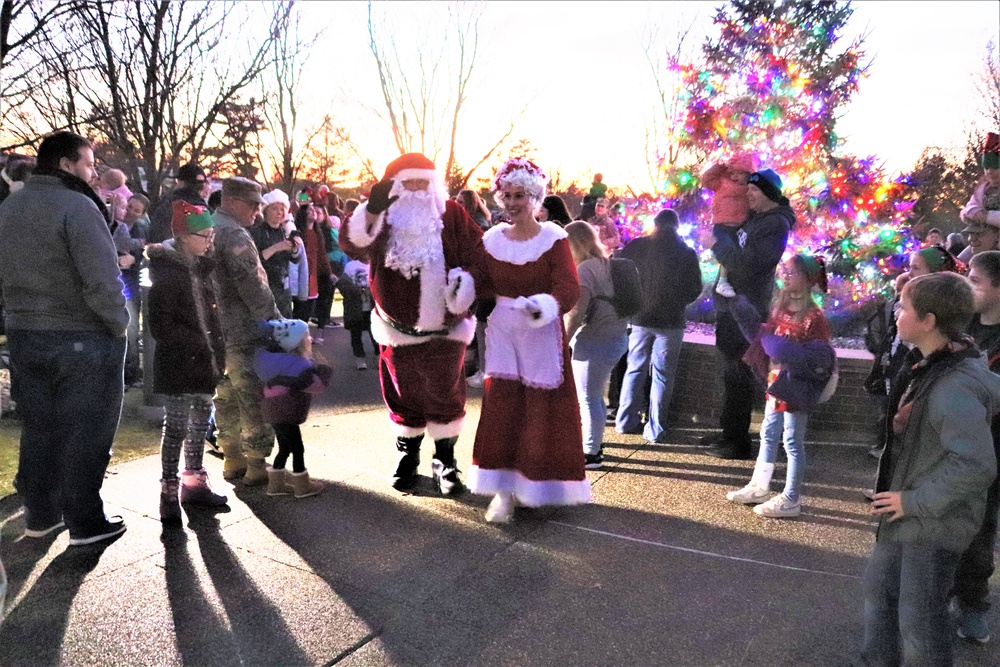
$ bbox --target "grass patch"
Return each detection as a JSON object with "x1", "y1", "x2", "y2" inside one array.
[{"x1": 0, "y1": 390, "x2": 162, "y2": 498}]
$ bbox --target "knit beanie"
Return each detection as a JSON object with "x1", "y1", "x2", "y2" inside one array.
[
  {"x1": 726, "y1": 152, "x2": 758, "y2": 174},
  {"x1": 268, "y1": 318, "x2": 309, "y2": 352},
  {"x1": 748, "y1": 169, "x2": 786, "y2": 204},
  {"x1": 983, "y1": 132, "x2": 1000, "y2": 170},
  {"x1": 796, "y1": 253, "x2": 828, "y2": 293},
  {"x1": 262, "y1": 189, "x2": 290, "y2": 208},
  {"x1": 916, "y1": 245, "x2": 958, "y2": 273},
  {"x1": 171, "y1": 200, "x2": 214, "y2": 237}
]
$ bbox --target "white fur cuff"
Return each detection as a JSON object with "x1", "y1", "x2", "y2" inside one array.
[
  {"x1": 523, "y1": 293, "x2": 559, "y2": 328},
  {"x1": 427, "y1": 417, "x2": 464, "y2": 440},
  {"x1": 345, "y1": 201, "x2": 384, "y2": 248},
  {"x1": 445, "y1": 268, "x2": 475, "y2": 315},
  {"x1": 391, "y1": 423, "x2": 426, "y2": 438}
]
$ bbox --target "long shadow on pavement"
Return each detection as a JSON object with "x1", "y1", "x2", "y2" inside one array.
[
  {"x1": 0, "y1": 538, "x2": 120, "y2": 665},
  {"x1": 228, "y1": 477, "x2": 886, "y2": 665}
]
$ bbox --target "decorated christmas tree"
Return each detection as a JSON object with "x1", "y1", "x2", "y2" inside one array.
[{"x1": 629, "y1": 0, "x2": 920, "y2": 312}]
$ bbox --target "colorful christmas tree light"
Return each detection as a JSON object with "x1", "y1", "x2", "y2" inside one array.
[{"x1": 625, "y1": 0, "x2": 921, "y2": 312}]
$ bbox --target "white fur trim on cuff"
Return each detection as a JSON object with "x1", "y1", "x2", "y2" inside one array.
[
  {"x1": 345, "y1": 201, "x2": 384, "y2": 248},
  {"x1": 444, "y1": 268, "x2": 475, "y2": 315},
  {"x1": 391, "y1": 423, "x2": 426, "y2": 438},
  {"x1": 524, "y1": 293, "x2": 559, "y2": 328},
  {"x1": 426, "y1": 417, "x2": 464, "y2": 440}
]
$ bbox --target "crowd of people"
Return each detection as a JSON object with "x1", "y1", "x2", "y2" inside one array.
[{"x1": 2, "y1": 128, "x2": 1000, "y2": 663}]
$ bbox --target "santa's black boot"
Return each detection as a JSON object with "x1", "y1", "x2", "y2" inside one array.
[
  {"x1": 392, "y1": 435, "x2": 423, "y2": 491},
  {"x1": 431, "y1": 437, "x2": 465, "y2": 497}
]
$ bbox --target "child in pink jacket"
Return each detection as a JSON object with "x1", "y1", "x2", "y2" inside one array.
[{"x1": 701, "y1": 152, "x2": 757, "y2": 297}]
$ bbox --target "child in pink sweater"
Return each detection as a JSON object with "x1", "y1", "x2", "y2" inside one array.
[{"x1": 701, "y1": 152, "x2": 757, "y2": 297}]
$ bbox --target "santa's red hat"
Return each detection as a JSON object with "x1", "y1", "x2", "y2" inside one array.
[
  {"x1": 383, "y1": 153, "x2": 438, "y2": 183},
  {"x1": 311, "y1": 184, "x2": 330, "y2": 206}
]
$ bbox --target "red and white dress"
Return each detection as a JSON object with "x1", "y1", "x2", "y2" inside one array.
[{"x1": 469, "y1": 222, "x2": 591, "y2": 507}]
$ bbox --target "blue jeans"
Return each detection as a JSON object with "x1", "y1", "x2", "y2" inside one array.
[
  {"x1": 8, "y1": 330, "x2": 125, "y2": 536},
  {"x1": 572, "y1": 334, "x2": 628, "y2": 455},
  {"x1": 616, "y1": 326, "x2": 684, "y2": 443},
  {"x1": 861, "y1": 541, "x2": 959, "y2": 666},
  {"x1": 124, "y1": 297, "x2": 141, "y2": 383},
  {"x1": 757, "y1": 402, "x2": 807, "y2": 502}
]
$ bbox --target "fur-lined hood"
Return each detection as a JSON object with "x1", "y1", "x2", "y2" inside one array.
[{"x1": 146, "y1": 240, "x2": 217, "y2": 271}]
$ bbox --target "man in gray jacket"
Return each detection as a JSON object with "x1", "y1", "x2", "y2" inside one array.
[
  {"x1": 212, "y1": 177, "x2": 280, "y2": 484},
  {"x1": 0, "y1": 132, "x2": 130, "y2": 546}
]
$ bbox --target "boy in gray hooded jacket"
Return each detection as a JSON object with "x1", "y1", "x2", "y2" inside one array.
[{"x1": 862, "y1": 272, "x2": 1000, "y2": 666}]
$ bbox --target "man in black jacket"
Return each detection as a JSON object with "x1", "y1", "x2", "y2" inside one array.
[
  {"x1": 147, "y1": 162, "x2": 210, "y2": 243},
  {"x1": 615, "y1": 209, "x2": 703, "y2": 442},
  {"x1": 702, "y1": 169, "x2": 794, "y2": 459}
]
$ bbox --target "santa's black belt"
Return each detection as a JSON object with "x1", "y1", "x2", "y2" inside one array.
[{"x1": 377, "y1": 310, "x2": 450, "y2": 337}]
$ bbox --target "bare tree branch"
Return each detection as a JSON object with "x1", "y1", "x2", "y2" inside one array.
[
  {"x1": 365, "y1": 0, "x2": 511, "y2": 190},
  {"x1": 7, "y1": 0, "x2": 290, "y2": 202}
]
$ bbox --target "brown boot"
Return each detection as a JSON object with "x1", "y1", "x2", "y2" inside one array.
[
  {"x1": 243, "y1": 457, "x2": 269, "y2": 486},
  {"x1": 180, "y1": 468, "x2": 228, "y2": 506},
  {"x1": 288, "y1": 470, "x2": 323, "y2": 498},
  {"x1": 221, "y1": 440, "x2": 248, "y2": 481},
  {"x1": 266, "y1": 466, "x2": 294, "y2": 496},
  {"x1": 160, "y1": 478, "x2": 182, "y2": 524}
]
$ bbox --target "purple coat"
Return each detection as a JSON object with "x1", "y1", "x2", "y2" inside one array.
[
  {"x1": 760, "y1": 334, "x2": 836, "y2": 412},
  {"x1": 254, "y1": 349, "x2": 332, "y2": 424}
]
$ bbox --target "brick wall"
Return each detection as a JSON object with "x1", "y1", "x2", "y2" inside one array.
[{"x1": 668, "y1": 333, "x2": 877, "y2": 441}]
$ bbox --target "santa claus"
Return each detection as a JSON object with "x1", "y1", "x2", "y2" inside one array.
[{"x1": 340, "y1": 153, "x2": 488, "y2": 495}]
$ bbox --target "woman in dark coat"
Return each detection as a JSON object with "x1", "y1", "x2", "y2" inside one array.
[{"x1": 147, "y1": 201, "x2": 228, "y2": 523}]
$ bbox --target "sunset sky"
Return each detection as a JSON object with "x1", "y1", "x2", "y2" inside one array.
[{"x1": 298, "y1": 1, "x2": 999, "y2": 189}]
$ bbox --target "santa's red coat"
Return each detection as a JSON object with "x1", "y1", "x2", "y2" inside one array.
[
  {"x1": 339, "y1": 200, "x2": 488, "y2": 338},
  {"x1": 339, "y1": 197, "x2": 488, "y2": 437}
]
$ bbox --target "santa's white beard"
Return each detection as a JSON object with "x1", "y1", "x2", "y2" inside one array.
[{"x1": 384, "y1": 189, "x2": 446, "y2": 278}]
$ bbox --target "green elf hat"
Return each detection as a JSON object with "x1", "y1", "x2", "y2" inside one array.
[
  {"x1": 796, "y1": 253, "x2": 828, "y2": 293},
  {"x1": 983, "y1": 132, "x2": 1000, "y2": 170},
  {"x1": 171, "y1": 200, "x2": 214, "y2": 237},
  {"x1": 916, "y1": 245, "x2": 959, "y2": 273}
]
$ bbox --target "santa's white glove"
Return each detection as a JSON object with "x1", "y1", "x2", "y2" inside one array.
[
  {"x1": 514, "y1": 293, "x2": 559, "y2": 328},
  {"x1": 445, "y1": 267, "x2": 476, "y2": 314}
]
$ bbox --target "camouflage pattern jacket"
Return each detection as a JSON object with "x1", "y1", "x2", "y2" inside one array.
[{"x1": 211, "y1": 209, "x2": 279, "y2": 348}]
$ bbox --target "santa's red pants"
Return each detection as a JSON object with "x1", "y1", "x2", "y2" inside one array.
[{"x1": 378, "y1": 338, "x2": 467, "y2": 434}]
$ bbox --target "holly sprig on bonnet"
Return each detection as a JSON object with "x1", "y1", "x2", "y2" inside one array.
[{"x1": 491, "y1": 157, "x2": 549, "y2": 192}]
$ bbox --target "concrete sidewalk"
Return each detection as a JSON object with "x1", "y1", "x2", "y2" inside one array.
[{"x1": 1, "y1": 323, "x2": 998, "y2": 665}]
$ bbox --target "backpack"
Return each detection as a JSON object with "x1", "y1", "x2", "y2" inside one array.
[{"x1": 594, "y1": 257, "x2": 643, "y2": 319}]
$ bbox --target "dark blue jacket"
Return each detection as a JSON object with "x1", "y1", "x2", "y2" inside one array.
[
  {"x1": 713, "y1": 204, "x2": 795, "y2": 316},
  {"x1": 619, "y1": 228, "x2": 702, "y2": 329}
]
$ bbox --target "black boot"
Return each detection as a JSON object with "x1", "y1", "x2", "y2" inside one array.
[
  {"x1": 431, "y1": 436, "x2": 465, "y2": 496},
  {"x1": 705, "y1": 436, "x2": 754, "y2": 460},
  {"x1": 392, "y1": 435, "x2": 423, "y2": 491}
]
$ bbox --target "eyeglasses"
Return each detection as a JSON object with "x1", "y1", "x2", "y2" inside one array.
[{"x1": 192, "y1": 231, "x2": 214, "y2": 240}]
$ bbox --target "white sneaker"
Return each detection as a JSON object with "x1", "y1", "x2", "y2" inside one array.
[
  {"x1": 355, "y1": 358, "x2": 367, "y2": 370},
  {"x1": 715, "y1": 281, "x2": 736, "y2": 298},
  {"x1": 485, "y1": 493, "x2": 515, "y2": 523},
  {"x1": 466, "y1": 371, "x2": 485, "y2": 388},
  {"x1": 753, "y1": 493, "x2": 801, "y2": 518},
  {"x1": 726, "y1": 484, "x2": 770, "y2": 505}
]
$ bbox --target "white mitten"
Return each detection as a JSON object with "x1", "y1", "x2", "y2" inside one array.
[
  {"x1": 517, "y1": 293, "x2": 559, "y2": 328},
  {"x1": 444, "y1": 268, "x2": 475, "y2": 314}
]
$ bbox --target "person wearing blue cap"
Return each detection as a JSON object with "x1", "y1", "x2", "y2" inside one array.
[{"x1": 700, "y1": 167, "x2": 795, "y2": 459}]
